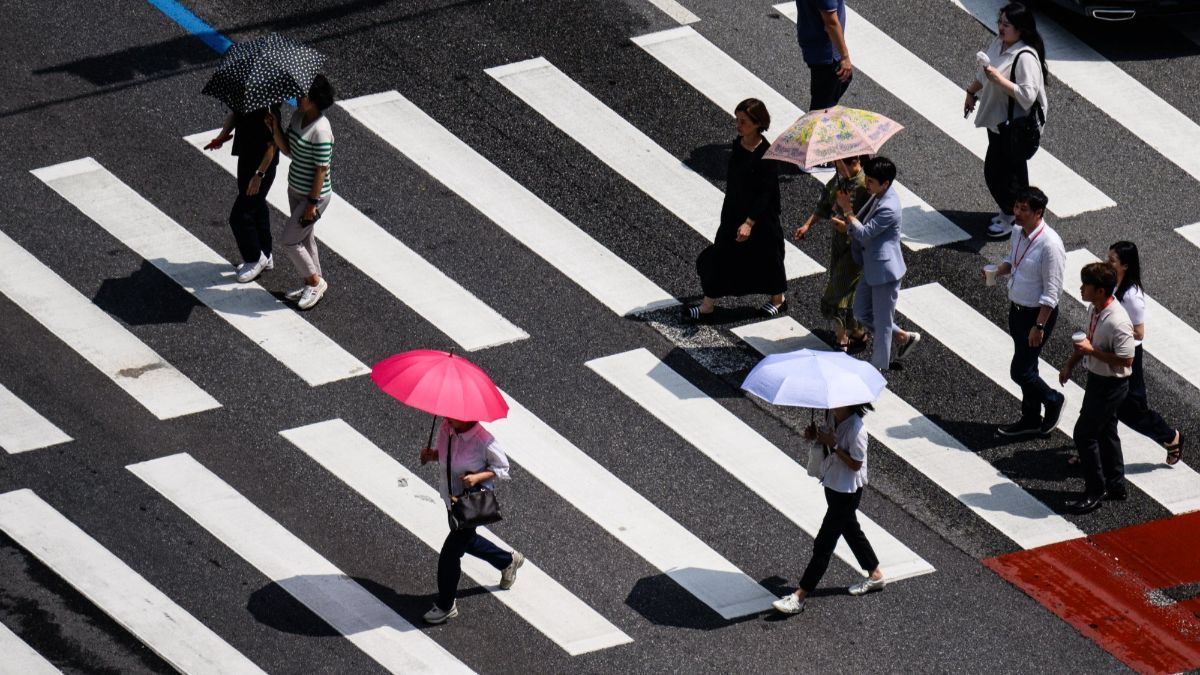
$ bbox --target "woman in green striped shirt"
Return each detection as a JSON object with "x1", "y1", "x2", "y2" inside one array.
[{"x1": 266, "y1": 74, "x2": 335, "y2": 310}]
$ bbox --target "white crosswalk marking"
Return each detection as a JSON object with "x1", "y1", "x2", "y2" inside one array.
[
  {"x1": 774, "y1": 3, "x2": 1116, "y2": 218},
  {"x1": 645, "y1": 0, "x2": 699, "y2": 24},
  {"x1": 485, "y1": 391, "x2": 778, "y2": 618},
  {"x1": 951, "y1": 0, "x2": 1200, "y2": 186},
  {"x1": 1177, "y1": 222, "x2": 1200, "y2": 250},
  {"x1": 338, "y1": 91, "x2": 679, "y2": 316},
  {"x1": 31, "y1": 158, "x2": 369, "y2": 387},
  {"x1": 279, "y1": 419, "x2": 633, "y2": 656},
  {"x1": 898, "y1": 283, "x2": 1200, "y2": 514},
  {"x1": 632, "y1": 26, "x2": 970, "y2": 251},
  {"x1": 1064, "y1": 249, "x2": 1200, "y2": 394},
  {"x1": 0, "y1": 619, "x2": 61, "y2": 675},
  {"x1": 0, "y1": 489, "x2": 264, "y2": 674},
  {"x1": 184, "y1": 133, "x2": 529, "y2": 352},
  {"x1": 487, "y1": 57, "x2": 824, "y2": 279},
  {"x1": 0, "y1": 228, "x2": 220, "y2": 420},
  {"x1": 127, "y1": 453, "x2": 473, "y2": 675},
  {"x1": 587, "y1": 348, "x2": 936, "y2": 580},
  {"x1": 0, "y1": 383, "x2": 71, "y2": 453},
  {"x1": 731, "y1": 318, "x2": 1085, "y2": 549}
]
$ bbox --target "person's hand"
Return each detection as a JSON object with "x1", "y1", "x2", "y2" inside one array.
[
  {"x1": 735, "y1": 222, "x2": 752, "y2": 242},
  {"x1": 419, "y1": 447, "x2": 437, "y2": 464},
  {"x1": 963, "y1": 91, "x2": 977, "y2": 118},
  {"x1": 830, "y1": 216, "x2": 849, "y2": 234},
  {"x1": 246, "y1": 175, "x2": 262, "y2": 196},
  {"x1": 793, "y1": 223, "x2": 810, "y2": 241},
  {"x1": 460, "y1": 473, "x2": 481, "y2": 489},
  {"x1": 1027, "y1": 326, "x2": 1044, "y2": 348},
  {"x1": 983, "y1": 65, "x2": 1003, "y2": 84},
  {"x1": 834, "y1": 190, "x2": 853, "y2": 213},
  {"x1": 1073, "y1": 337, "x2": 1094, "y2": 355},
  {"x1": 303, "y1": 204, "x2": 319, "y2": 223},
  {"x1": 264, "y1": 112, "x2": 277, "y2": 132},
  {"x1": 815, "y1": 429, "x2": 836, "y2": 447},
  {"x1": 1058, "y1": 365, "x2": 1071, "y2": 386},
  {"x1": 204, "y1": 133, "x2": 231, "y2": 150},
  {"x1": 803, "y1": 422, "x2": 817, "y2": 441},
  {"x1": 836, "y1": 57, "x2": 853, "y2": 82}
]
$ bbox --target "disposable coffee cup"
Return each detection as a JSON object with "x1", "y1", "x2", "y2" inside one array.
[
  {"x1": 976, "y1": 51, "x2": 991, "y2": 68},
  {"x1": 983, "y1": 264, "x2": 998, "y2": 287},
  {"x1": 1071, "y1": 331, "x2": 1087, "y2": 344}
]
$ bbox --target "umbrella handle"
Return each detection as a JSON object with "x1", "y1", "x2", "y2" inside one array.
[{"x1": 423, "y1": 347, "x2": 455, "y2": 450}]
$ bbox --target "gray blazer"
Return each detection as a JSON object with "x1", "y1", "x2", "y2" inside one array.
[{"x1": 849, "y1": 186, "x2": 906, "y2": 285}]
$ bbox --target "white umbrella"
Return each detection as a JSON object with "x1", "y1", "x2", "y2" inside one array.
[{"x1": 740, "y1": 349, "x2": 886, "y2": 409}]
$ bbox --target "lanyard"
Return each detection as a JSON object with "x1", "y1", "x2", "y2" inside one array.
[
  {"x1": 1011, "y1": 223, "x2": 1045, "y2": 273},
  {"x1": 1087, "y1": 296, "x2": 1115, "y2": 342}
]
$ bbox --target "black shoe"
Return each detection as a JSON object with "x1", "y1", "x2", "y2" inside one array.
[
  {"x1": 1067, "y1": 492, "x2": 1106, "y2": 514},
  {"x1": 895, "y1": 332, "x2": 922, "y2": 360},
  {"x1": 997, "y1": 417, "x2": 1042, "y2": 437},
  {"x1": 1039, "y1": 396, "x2": 1065, "y2": 436},
  {"x1": 1104, "y1": 482, "x2": 1128, "y2": 501}
]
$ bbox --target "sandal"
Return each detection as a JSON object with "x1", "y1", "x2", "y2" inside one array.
[
  {"x1": 1165, "y1": 431, "x2": 1183, "y2": 466},
  {"x1": 682, "y1": 304, "x2": 714, "y2": 322},
  {"x1": 759, "y1": 300, "x2": 789, "y2": 318},
  {"x1": 834, "y1": 337, "x2": 850, "y2": 352}
]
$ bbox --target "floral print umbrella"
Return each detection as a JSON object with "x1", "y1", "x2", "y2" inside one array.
[
  {"x1": 764, "y1": 106, "x2": 904, "y2": 169},
  {"x1": 202, "y1": 33, "x2": 325, "y2": 114}
]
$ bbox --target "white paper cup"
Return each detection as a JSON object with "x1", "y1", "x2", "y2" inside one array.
[
  {"x1": 976, "y1": 51, "x2": 991, "y2": 68},
  {"x1": 1071, "y1": 331, "x2": 1087, "y2": 344},
  {"x1": 983, "y1": 264, "x2": 998, "y2": 287}
]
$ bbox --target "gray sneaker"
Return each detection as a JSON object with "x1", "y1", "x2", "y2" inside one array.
[
  {"x1": 422, "y1": 602, "x2": 458, "y2": 625},
  {"x1": 772, "y1": 593, "x2": 805, "y2": 614},
  {"x1": 848, "y1": 576, "x2": 886, "y2": 596},
  {"x1": 500, "y1": 551, "x2": 524, "y2": 590}
]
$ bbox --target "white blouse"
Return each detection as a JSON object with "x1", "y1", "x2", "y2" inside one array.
[
  {"x1": 819, "y1": 411, "x2": 869, "y2": 494},
  {"x1": 1119, "y1": 285, "x2": 1146, "y2": 347},
  {"x1": 434, "y1": 420, "x2": 510, "y2": 506}
]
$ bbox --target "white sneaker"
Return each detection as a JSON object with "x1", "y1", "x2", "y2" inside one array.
[
  {"x1": 896, "y1": 331, "x2": 921, "y2": 360},
  {"x1": 986, "y1": 214, "x2": 1015, "y2": 239},
  {"x1": 499, "y1": 551, "x2": 524, "y2": 590},
  {"x1": 235, "y1": 255, "x2": 269, "y2": 283},
  {"x1": 422, "y1": 602, "x2": 458, "y2": 625},
  {"x1": 296, "y1": 278, "x2": 328, "y2": 310},
  {"x1": 263, "y1": 254, "x2": 274, "y2": 270},
  {"x1": 848, "y1": 576, "x2": 886, "y2": 596},
  {"x1": 285, "y1": 286, "x2": 306, "y2": 300},
  {"x1": 772, "y1": 593, "x2": 806, "y2": 614}
]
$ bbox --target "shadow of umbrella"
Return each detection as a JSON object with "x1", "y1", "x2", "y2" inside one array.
[
  {"x1": 144, "y1": 258, "x2": 295, "y2": 318},
  {"x1": 624, "y1": 567, "x2": 776, "y2": 629},
  {"x1": 92, "y1": 259, "x2": 203, "y2": 325}
]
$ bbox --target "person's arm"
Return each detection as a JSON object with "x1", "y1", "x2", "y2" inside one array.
[
  {"x1": 463, "y1": 439, "x2": 511, "y2": 488},
  {"x1": 1076, "y1": 325, "x2": 1136, "y2": 369},
  {"x1": 1029, "y1": 304, "x2": 1052, "y2": 348},
  {"x1": 737, "y1": 158, "x2": 778, "y2": 242},
  {"x1": 1059, "y1": 351, "x2": 1083, "y2": 385},
  {"x1": 302, "y1": 165, "x2": 329, "y2": 222},
  {"x1": 204, "y1": 112, "x2": 236, "y2": 150},
  {"x1": 245, "y1": 143, "x2": 276, "y2": 196},
  {"x1": 845, "y1": 201, "x2": 898, "y2": 244},
  {"x1": 985, "y1": 52, "x2": 1041, "y2": 111},
  {"x1": 460, "y1": 470, "x2": 496, "y2": 489},
  {"x1": 821, "y1": 8, "x2": 852, "y2": 81},
  {"x1": 1030, "y1": 241, "x2": 1065, "y2": 346},
  {"x1": 794, "y1": 212, "x2": 818, "y2": 241},
  {"x1": 1131, "y1": 324, "x2": 1145, "y2": 342},
  {"x1": 266, "y1": 113, "x2": 290, "y2": 156}
]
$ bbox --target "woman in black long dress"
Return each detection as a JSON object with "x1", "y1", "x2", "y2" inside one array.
[{"x1": 684, "y1": 98, "x2": 787, "y2": 321}]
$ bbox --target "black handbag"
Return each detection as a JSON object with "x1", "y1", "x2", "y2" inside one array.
[
  {"x1": 999, "y1": 49, "x2": 1045, "y2": 161},
  {"x1": 445, "y1": 435, "x2": 502, "y2": 530}
]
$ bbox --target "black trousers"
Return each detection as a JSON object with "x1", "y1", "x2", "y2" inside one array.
[
  {"x1": 808, "y1": 61, "x2": 852, "y2": 111},
  {"x1": 984, "y1": 130, "x2": 1029, "y2": 216},
  {"x1": 799, "y1": 487, "x2": 878, "y2": 592},
  {"x1": 1008, "y1": 303, "x2": 1062, "y2": 420},
  {"x1": 1116, "y1": 345, "x2": 1175, "y2": 444},
  {"x1": 229, "y1": 155, "x2": 277, "y2": 264},
  {"x1": 1074, "y1": 373, "x2": 1130, "y2": 496},
  {"x1": 436, "y1": 526, "x2": 512, "y2": 610}
]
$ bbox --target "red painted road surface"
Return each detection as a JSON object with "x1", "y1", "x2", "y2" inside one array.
[{"x1": 986, "y1": 512, "x2": 1200, "y2": 674}]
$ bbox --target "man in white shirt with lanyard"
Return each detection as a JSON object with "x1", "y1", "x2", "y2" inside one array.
[
  {"x1": 1058, "y1": 262, "x2": 1135, "y2": 514},
  {"x1": 992, "y1": 186, "x2": 1066, "y2": 437}
]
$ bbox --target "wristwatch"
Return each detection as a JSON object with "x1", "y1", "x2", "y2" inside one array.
[
  {"x1": 1034, "y1": 323, "x2": 1046, "y2": 331},
  {"x1": 306, "y1": 196, "x2": 320, "y2": 205},
  {"x1": 254, "y1": 170, "x2": 266, "y2": 178}
]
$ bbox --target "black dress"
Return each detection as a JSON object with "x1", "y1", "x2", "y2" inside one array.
[{"x1": 696, "y1": 138, "x2": 786, "y2": 298}]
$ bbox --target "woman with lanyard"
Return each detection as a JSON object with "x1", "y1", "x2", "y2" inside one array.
[
  {"x1": 963, "y1": 2, "x2": 1048, "y2": 239},
  {"x1": 1108, "y1": 241, "x2": 1183, "y2": 465},
  {"x1": 772, "y1": 403, "x2": 884, "y2": 614}
]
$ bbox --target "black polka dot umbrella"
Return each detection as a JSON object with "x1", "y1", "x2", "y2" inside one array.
[{"x1": 201, "y1": 33, "x2": 325, "y2": 113}]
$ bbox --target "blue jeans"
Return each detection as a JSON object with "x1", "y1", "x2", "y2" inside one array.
[
  {"x1": 1008, "y1": 303, "x2": 1061, "y2": 420},
  {"x1": 437, "y1": 527, "x2": 512, "y2": 610}
]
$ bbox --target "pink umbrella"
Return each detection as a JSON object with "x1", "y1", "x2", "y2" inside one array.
[
  {"x1": 764, "y1": 106, "x2": 903, "y2": 169},
  {"x1": 371, "y1": 349, "x2": 508, "y2": 423}
]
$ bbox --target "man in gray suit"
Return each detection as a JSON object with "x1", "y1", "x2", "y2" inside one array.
[{"x1": 833, "y1": 157, "x2": 920, "y2": 370}]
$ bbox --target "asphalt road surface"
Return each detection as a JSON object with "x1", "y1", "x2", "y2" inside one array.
[{"x1": 2, "y1": 0, "x2": 1200, "y2": 673}]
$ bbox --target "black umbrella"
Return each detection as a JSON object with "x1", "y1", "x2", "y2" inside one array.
[{"x1": 201, "y1": 33, "x2": 325, "y2": 114}]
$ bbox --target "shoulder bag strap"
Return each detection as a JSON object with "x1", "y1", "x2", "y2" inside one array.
[
  {"x1": 445, "y1": 433, "x2": 454, "y2": 502},
  {"x1": 1007, "y1": 49, "x2": 1043, "y2": 124}
]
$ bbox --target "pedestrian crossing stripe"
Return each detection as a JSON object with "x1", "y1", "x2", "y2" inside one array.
[
  {"x1": 645, "y1": 0, "x2": 699, "y2": 25},
  {"x1": 127, "y1": 453, "x2": 475, "y2": 675},
  {"x1": 0, "y1": 383, "x2": 71, "y2": 454},
  {"x1": 0, "y1": 489, "x2": 265, "y2": 674},
  {"x1": 486, "y1": 56, "x2": 825, "y2": 280},
  {"x1": 0, "y1": 618, "x2": 61, "y2": 675},
  {"x1": 279, "y1": 418, "x2": 634, "y2": 656},
  {"x1": 338, "y1": 91, "x2": 680, "y2": 317},
  {"x1": 31, "y1": 158, "x2": 369, "y2": 387},
  {"x1": 587, "y1": 348, "x2": 936, "y2": 581},
  {"x1": 731, "y1": 317, "x2": 1086, "y2": 549},
  {"x1": 184, "y1": 132, "x2": 530, "y2": 352},
  {"x1": 0, "y1": 227, "x2": 220, "y2": 421},
  {"x1": 1177, "y1": 222, "x2": 1200, "y2": 250},
  {"x1": 773, "y1": 3, "x2": 1116, "y2": 219},
  {"x1": 898, "y1": 283, "x2": 1200, "y2": 514},
  {"x1": 631, "y1": 26, "x2": 971, "y2": 251}
]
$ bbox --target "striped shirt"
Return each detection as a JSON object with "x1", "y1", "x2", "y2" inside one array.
[{"x1": 286, "y1": 112, "x2": 333, "y2": 196}]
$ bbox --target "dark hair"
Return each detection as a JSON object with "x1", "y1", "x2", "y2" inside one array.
[
  {"x1": 307, "y1": 74, "x2": 336, "y2": 111},
  {"x1": 1000, "y1": 3, "x2": 1049, "y2": 82},
  {"x1": 845, "y1": 402, "x2": 874, "y2": 419},
  {"x1": 735, "y1": 98, "x2": 770, "y2": 133},
  {"x1": 1014, "y1": 186, "x2": 1048, "y2": 214},
  {"x1": 1081, "y1": 261, "x2": 1117, "y2": 297},
  {"x1": 1108, "y1": 240, "x2": 1143, "y2": 300},
  {"x1": 863, "y1": 156, "x2": 896, "y2": 185}
]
